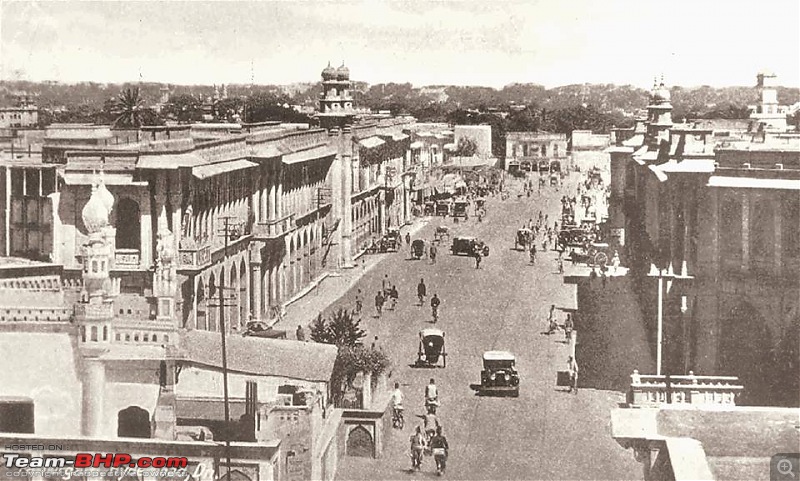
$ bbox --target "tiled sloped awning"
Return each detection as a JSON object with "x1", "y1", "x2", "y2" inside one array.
[
  {"x1": 191, "y1": 159, "x2": 258, "y2": 179},
  {"x1": 282, "y1": 145, "x2": 337, "y2": 165},
  {"x1": 61, "y1": 172, "x2": 143, "y2": 186},
  {"x1": 358, "y1": 136, "x2": 386, "y2": 149},
  {"x1": 137, "y1": 152, "x2": 205, "y2": 169}
]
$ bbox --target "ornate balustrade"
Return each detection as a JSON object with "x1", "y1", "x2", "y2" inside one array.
[
  {"x1": 114, "y1": 249, "x2": 140, "y2": 269},
  {"x1": 254, "y1": 214, "x2": 296, "y2": 240},
  {"x1": 628, "y1": 370, "x2": 743, "y2": 407},
  {"x1": 0, "y1": 306, "x2": 72, "y2": 322}
]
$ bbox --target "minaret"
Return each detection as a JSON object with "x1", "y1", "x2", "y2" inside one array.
[
  {"x1": 750, "y1": 71, "x2": 787, "y2": 131},
  {"x1": 645, "y1": 75, "x2": 673, "y2": 148},
  {"x1": 318, "y1": 62, "x2": 355, "y2": 130},
  {"x1": 76, "y1": 175, "x2": 117, "y2": 437}
]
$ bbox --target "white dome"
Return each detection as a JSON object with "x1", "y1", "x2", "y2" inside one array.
[
  {"x1": 96, "y1": 179, "x2": 115, "y2": 215},
  {"x1": 82, "y1": 185, "x2": 110, "y2": 234}
]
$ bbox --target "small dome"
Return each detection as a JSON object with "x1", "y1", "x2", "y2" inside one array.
[
  {"x1": 96, "y1": 178, "x2": 115, "y2": 215},
  {"x1": 653, "y1": 82, "x2": 671, "y2": 103},
  {"x1": 82, "y1": 185, "x2": 110, "y2": 234},
  {"x1": 322, "y1": 62, "x2": 336, "y2": 81},
  {"x1": 336, "y1": 64, "x2": 350, "y2": 81}
]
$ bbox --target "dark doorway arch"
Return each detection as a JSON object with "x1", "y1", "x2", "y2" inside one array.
[
  {"x1": 116, "y1": 198, "x2": 141, "y2": 250},
  {"x1": 117, "y1": 406, "x2": 150, "y2": 438},
  {"x1": 346, "y1": 425, "x2": 374, "y2": 457},
  {"x1": 719, "y1": 301, "x2": 771, "y2": 405}
]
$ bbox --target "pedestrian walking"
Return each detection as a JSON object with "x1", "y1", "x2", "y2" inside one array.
[
  {"x1": 429, "y1": 243, "x2": 437, "y2": 264},
  {"x1": 557, "y1": 257, "x2": 564, "y2": 274},
  {"x1": 405, "y1": 232, "x2": 411, "y2": 246},
  {"x1": 564, "y1": 313, "x2": 574, "y2": 341},
  {"x1": 382, "y1": 274, "x2": 391, "y2": 296},
  {"x1": 388, "y1": 285, "x2": 399, "y2": 310},
  {"x1": 417, "y1": 278, "x2": 427, "y2": 305},
  {"x1": 296, "y1": 325, "x2": 306, "y2": 342},
  {"x1": 547, "y1": 304, "x2": 557, "y2": 334},
  {"x1": 474, "y1": 250, "x2": 482, "y2": 269},
  {"x1": 410, "y1": 426, "x2": 426, "y2": 471},
  {"x1": 429, "y1": 426, "x2": 449, "y2": 476},
  {"x1": 611, "y1": 250, "x2": 620, "y2": 274},
  {"x1": 375, "y1": 291, "x2": 385, "y2": 317},
  {"x1": 354, "y1": 289, "x2": 363, "y2": 315},
  {"x1": 567, "y1": 356, "x2": 579, "y2": 394}
]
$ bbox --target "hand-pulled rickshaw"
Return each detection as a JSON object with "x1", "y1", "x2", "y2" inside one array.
[
  {"x1": 436, "y1": 201, "x2": 452, "y2": 217},
  {"x1": 568, "y1": 242, "x2": 610, "y2": 267},
  {"x1": 411, "y1": 239, "x2": 425, "y2": 260},
  {"x1": 416, "y1": 328, "x2": 446, "y2": 368},
  {"x1": 474, "y1": 198, "x2": 486, "y2": 213},
  {"x1": 515, "y1": 228, "x2": 534, "y2": 251}
]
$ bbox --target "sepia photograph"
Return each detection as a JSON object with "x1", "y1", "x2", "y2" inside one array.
[{"x1": 0, "y1": 1, "x2": 798, "y2": 480}]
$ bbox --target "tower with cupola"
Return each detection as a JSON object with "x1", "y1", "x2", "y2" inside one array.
[
  {"x1": 645, "y1": 76, "x2": 674, "y2": 148},
  {"x1": 318, "y1": 62, "x2": 355, "y2": 130},
  {"x1": 750, "y1": 71, "x2": 788, "y2": 132}
]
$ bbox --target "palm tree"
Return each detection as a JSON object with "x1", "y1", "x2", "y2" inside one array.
[{"x1": 113, "y1": 87, "x2": 144, "y2": 127}]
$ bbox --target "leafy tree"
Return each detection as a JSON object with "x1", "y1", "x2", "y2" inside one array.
[
  {"x1": 330, "y1": 345, "x2": 391, "y2": 407},
  {"x1": 164, "y1": 94, "x2": 203, "y2": 123},
  {"x1": 309, "y1": 313, "x2": 330, "y2": 343},
  {"x1": 326, "y1": 308, "x2": 366, "y2": 347},
  {"x1": 455, "y1": 136, "x2": 478, "y2": 157}
]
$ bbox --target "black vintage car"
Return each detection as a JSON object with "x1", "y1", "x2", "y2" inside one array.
[
  {"x1": 479, "y1": 351, "x2": 520, "y2": 397},
  {"x1": 451, "y1": 236, "x2": 489, "y2": 256},
  {"x1": 411, "y1": 239, "x2": 425, "y2": 259}
]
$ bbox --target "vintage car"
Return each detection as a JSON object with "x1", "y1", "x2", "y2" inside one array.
[
  {"x1": 515, "y1": 228, "x2": 534, "y2": 251},
  {"x1": 436, "y1": 201, "x2": 452, "y2": 217},
  {"x1": 479, "y1": 351, "x2": 520, "y2": 397},
  {"x1": 411, "y1": 239, "x2": 425, "y2": 259},
  {"x1": 416, "y1": 328, "x2": 446, "y2": 368},
  {"x1": 451, "y1": 236, "x2": 490, "y2": 257},
  {"x1": 452, "y1": 199, "x2": 470, "y2": 219},
  {"x1": 568, "y1": 242, "x2": 610, "y2": 267},
  {"x1": 424, "y1": 201, "x2": 436, "y2": 216}
]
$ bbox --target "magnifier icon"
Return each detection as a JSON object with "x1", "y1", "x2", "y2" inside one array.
[{"x1": 778, "y1": 459, "x2": 795, "y2": 478}]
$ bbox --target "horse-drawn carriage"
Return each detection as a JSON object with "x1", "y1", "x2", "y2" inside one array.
[
  {"x1": 515, "y1": 228, "x2": 534, "y2": 251},
  {"x1": 567, "y1": 242, "x2": 610, "y2": 267},
  {"x1": 416, "y1": 328, "x2": 446, "y2": 368},
  {"x1": 434, "y1": 226, "x2": 450, "y2": 244}
]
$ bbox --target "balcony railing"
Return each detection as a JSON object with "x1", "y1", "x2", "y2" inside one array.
[
  {"x1": 74, "y1": 302, "x2": 114, "y2": 321},
  {"x1": 179, "y1": 242, "x2": 212, "y2": 269},
  {"x1": 628, "y1": 370, "x2": 743, "y2": 407},
  {"x1": 114, "y1": 249, "x2": 140, "y2": 269},
  {"x1": 254, "y1": 214, "x2": 296, "y2": 240}
]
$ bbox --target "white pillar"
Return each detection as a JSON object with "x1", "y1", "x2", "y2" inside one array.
[{"x1": 81, "y1": 358, "x2": 106, "y2": 437}]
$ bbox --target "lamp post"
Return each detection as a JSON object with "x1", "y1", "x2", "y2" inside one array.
[{"x1": 648, "y1": 261, "x2": 693, "y2": 376}]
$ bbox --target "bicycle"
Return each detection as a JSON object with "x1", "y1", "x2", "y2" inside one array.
[
  {"x1": 431, "y1": 305, "x2": 439, "y2": 323},
  {"x1": 392, "y1": 407, "x2": 405, "y2": 429}
]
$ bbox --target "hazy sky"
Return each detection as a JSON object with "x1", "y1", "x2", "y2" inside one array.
[{"x1": 1, "y1": 0, "x2": 799, "y2": 89}]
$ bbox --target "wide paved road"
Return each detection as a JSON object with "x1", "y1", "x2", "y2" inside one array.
[{"x1": 334, "y1": 174, "x2": 644, "y2": 481}]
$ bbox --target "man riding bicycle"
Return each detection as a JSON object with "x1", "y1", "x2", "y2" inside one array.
[{"x1": 430, "y1": 294, "x2": 441, "y2": 323}]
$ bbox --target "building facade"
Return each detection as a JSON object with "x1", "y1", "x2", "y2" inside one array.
[
  {"x1": 505, "y1": 132, "x2": 568, "y2": 172},
  {"x1": 608, "y1": 77, "x2": 800, "y2": 406}
]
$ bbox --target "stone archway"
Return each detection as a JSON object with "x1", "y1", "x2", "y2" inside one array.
[
  {"x1": 117, "y1": 406, "x2": 150, "y2": 438},
  {"x1": 346, "y1": 425, "x2": 374, "y2": 457}
]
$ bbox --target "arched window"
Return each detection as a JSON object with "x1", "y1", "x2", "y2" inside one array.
[
  {"x1": 117, "y1": 406, "x2": 151, "y2": 438},
  {"x1": 116, "y1": 198, "x2": 141, "y2": 250}
]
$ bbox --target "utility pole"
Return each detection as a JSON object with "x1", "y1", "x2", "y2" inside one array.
[{"x1": 213, "y1": 215, "x2": 240, "y2": 475}]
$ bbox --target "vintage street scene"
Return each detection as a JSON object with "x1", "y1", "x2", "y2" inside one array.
[{"x1": 0, "y1": 1, "x2": 798, "y2": 481}]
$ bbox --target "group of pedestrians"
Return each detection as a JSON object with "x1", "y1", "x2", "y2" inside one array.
[{"x1": 396, "y1": 379, "x2": 449, "y2": 475}]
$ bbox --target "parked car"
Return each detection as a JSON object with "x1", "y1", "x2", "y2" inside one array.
[
  {"x1": 451, "y1": 236, "x2": 489, "y2": 256},
  {"x1": 479, "y1": 351, "x2": 520, "y2": 397},
  {"x1": 436, "y1": 201, "x2": 452, "y2": 217},
  {"x1": 452, "y1": 199, "x2": 470, "y2": 219}
]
